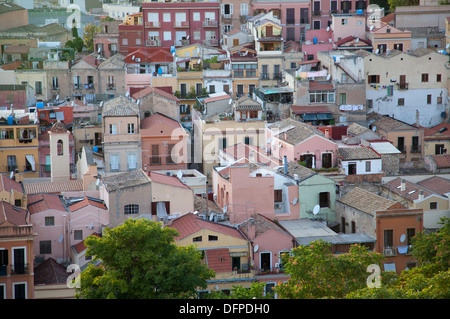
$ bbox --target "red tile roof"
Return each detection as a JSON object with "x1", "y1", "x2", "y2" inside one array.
[
  {"x1": 27, "y1": 193, "x2": 66, "y2": 214},
  {"x1": 69, "y1": 197, "x2": 107, "y2": 212},
  {"x1": 132, "y1": 86, "x2": 179, "y2": 102},
  {"x1": 169, "y1": 213, "x2": 243, "y2": 241},
  {"x1": 203, "y1": 93, "x2": 231, "y2": 104},
  {"x1": 423, "y1": 122, "x2": 450, "y2": 140},
  {"x1": 431, "y1": 154, "x2": 450, "y2": 169},
  {"x1": 73, "y1": 233, "x2": 101, "y2": 254},
  {"x1": 417, "y1": 175, "x2": 450, "y2": 195},
  {"x1": 205, "y1": 248, "x2": 232, "y2": 273},
  {"x1": 0, "y1": 201, "x2": 29, "y2": 226},
  {"x1": 147, "y1": 171, "x2": 191, "y2": 189},
  {"x1": 0, "y1": 174, "x2": 24, "y2": 194}
]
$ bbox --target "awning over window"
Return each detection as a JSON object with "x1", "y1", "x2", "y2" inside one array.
[
  {"x1": 301, "y1": 113, "x2": 333, "y2": 121},
  {"x1": 316, "y1": 113, "x2": 333, "y2": 120},
  {"x1": 301, "y1": 113, "x2": 317, "y2": 121}
]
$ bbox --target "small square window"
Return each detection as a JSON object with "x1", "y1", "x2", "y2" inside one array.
[
  {"x1": 45, "y1": 216, "x2": 55, "y2": 226},
  {"x1": 430, "y1": 202, "x2": 438, "y2": 210},
  {"x1": 74, "y1": 230, "x2": 83, "y2": 241}
]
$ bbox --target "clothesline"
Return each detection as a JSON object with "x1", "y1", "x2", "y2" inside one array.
[{"x1": 339, "y1": 104, "x2": 364, "y2": 111}]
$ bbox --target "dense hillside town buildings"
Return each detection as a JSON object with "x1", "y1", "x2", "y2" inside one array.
[{"x1": 0, "y1": 0, "x2": 449, "y2": 299}]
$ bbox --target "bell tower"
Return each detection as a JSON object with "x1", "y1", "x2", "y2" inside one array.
[{"x1": 49, "y1": 121, "x2": 70, "y2": 182}]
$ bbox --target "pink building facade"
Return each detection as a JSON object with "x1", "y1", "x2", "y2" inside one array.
[
  {"x1": 140, "y1": 112, "x2": 189, "y2": 171},
  {"x1": 28, "y1": 194, "x2": 109, "y2": 265},
  {"x1": 142, "y1": 2, "x2": 221, "y2": 48},
  {"x1": 212, "y1": 162, "x2": 299, "y2": 224},
  {"x1": 266, "y1": 119, "x2": 339, "y2": 169},
  {"x1": 251, "y1": 0, "x2": 311, "y2": 43},
  {"x1": 311, "y1": 0, "x2": 368, "y2": 30}
]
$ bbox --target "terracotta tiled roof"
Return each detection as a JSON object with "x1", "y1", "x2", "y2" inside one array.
[
  {"x1": 23, "y1": 179, "x2": 83, "y2": 195},
  {"x1": 131, "y1": 86, "x2": 179, "y2": 103},
  {"x1": 338, "y1": 187, "x2": 400, "y2": 216},
  {"x1": 69, "y1": 197, "x2": 107, "y2": 212},
  {"x1": 72, "y1": 233, "x2": 101, "y2": 254},
  {"x1": 102, "y1": 96, "x2": 139, "y2": 117},
  {"x1": 423, "y1": 123, "x2": 450, "y2": 140},
  {"x1": 147, "y1": 171, "x2": 191, "y2": 190},
  {"x1": 0, "y1": 201, "x2": 28, "y2": 226},
  {"x1": 34, "y1": 258, "x2": 70, "y2": 285},
  {"x1": 205, "y1": 248, "x2": 232, "y2": 273},
  {"x1": 0, "y1": 174, "x2": 24, "y2": 194},
  {"x1": 417, "y1": 176, "x2": 450, "y2": 195},
  {"x1": 27, "y1": 193, "x2": 66, "y2": 214},
  {"x1": 382, "y1": 178, "x2": 434, "y2": 202},
  {"x1": 101, "y1": 169, "x2": 151, "y2": 192},
  {"x1": 169, "y1": 212, "x2": 244, "y2": 241},
  {"x1": 338, "y1": 146, "x2": 381, "y2": 160},
  {"x1": 431, "y1": 155, "x2": 450, "y2": 169},
  {"x1": 203, "y1": 93, "x2": 231, "y2": 104},
  {"x1": 268, "y1": 118, "x2": 327, "y2": 146}
]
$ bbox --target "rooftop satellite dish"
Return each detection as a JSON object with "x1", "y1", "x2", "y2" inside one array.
[
  {"x1": 400, "y1": 234, "x2": 406, "y2": 243},
  {"x1": 254, "y1": 244, "x2": 259, "y2": 252},
  {"x1": 313, "y1": 204, "x2": 320, "y2": 215},
  {"x1": 447, "y1": 43, "x2": 450, "y2": 49},
  {"x1": 326, "y1": 74, "x2": 331, "y2": 81},
  {"x1": 375, "y1": 49, "x2": 379, "y2": 54},
  {"x1": 209, "y1": 213, "x2": 214, "y2": 221},
  {"x1": 370, "y1": 25, "x2": 374, "y2": 31},
  {"x1": 89, "y1": 222, "x2": 94, "y2": 229},
  {"x1": 96, "y1": 179, "x2": 100, "y2": 186},
  {"x1": 223, "y1": 205, "x2": 227, "y2": 213},
  {"x1": 56, "y1": 95, "x2": 59, "y2": 100},
  {"x1": 292, "y1": 198, "x2": 298, "y2": 205},
  {"x1": 355, "y1": 37, "x2": 359, "y2": 43},
  {"x1": 10, "y1": 171, "x2": 14, "y2": 179},
  {"x1": 326, "y1": 26, "x2": 330, "y2": 32}
]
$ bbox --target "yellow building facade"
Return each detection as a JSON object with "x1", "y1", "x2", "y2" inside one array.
[{"x1": 0, "y1": 123, "x2": 40, "y2": 178}]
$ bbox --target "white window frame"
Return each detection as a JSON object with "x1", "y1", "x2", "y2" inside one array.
[
  {"x1": 110, "y1": 154, "x2": 120, "y2": 171},
  {"x1": 163, "y1": 12, "x2": 171, "y2": 22}
]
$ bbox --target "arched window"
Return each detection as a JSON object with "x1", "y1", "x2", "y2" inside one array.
[{"x1": 57, "y1": 139, "x2": 63, "y2": 156}]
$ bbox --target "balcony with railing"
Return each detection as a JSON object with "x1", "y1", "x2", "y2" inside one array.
[
  {"x1": 397, "y1": 82, "x2": 409, "y2": 90},
  {"x1": 0, "y1": 263, "x2": 30, "y2": 276},
  {"x1": 203, "y1": 39, "x2": 218, "y2": 46},
  {"x1": 146, "y1": 39, "x2": 161, "y2": 47},
  {"x1": 144, "y1": 21, "x2": 160, "y2": 28},
  {"x1": 202, "y1": 20, "x2": 218, "y2": 27},
  {"x1": 174, "y1": 21, "x2": 189, "y2": 28},
  {"x1": 383, "y1": 245, "x2": 412, "y2": 257},
  {"x1": 410, "y1": 144, "x2": 421, "y2": 153}
]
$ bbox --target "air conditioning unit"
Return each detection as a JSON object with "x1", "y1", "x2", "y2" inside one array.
[
  {"x1": 274, "y1": 203, "x2": 282, "y2": 209},
  {"x1": 384, "y1": 248, "x2": 395, "y2": 257}
]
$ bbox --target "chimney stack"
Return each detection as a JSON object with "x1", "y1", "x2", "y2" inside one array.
[
  {"x1": 401, "y1": 179, "x2": 406, "y2": 191},
  {"x1": 419, "y1": 190, "x2": 424, "y2": 200}
]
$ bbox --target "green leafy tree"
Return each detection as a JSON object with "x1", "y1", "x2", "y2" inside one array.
[
  {"x1": 275, "y1": 240, "x2": 383, "y2": 299},
  {"x1": 83, "y1": 23, "x2": 100, "y2": 51},
  {"x1": 65, "y1": 37, "x2": 84, "y2": 53},
  {"x1": 75, "y1": 218, "x2": 215, "y2": 299},
  {"x1": 205, "y1": 282, "x2": 274, "y2": 299},
  {"x1": 387, "y1": 0, "x2": 419, "y2": 11}
]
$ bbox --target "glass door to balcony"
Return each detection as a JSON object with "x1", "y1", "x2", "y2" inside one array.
[{"x1": 13, "y1": 248, "x2": 25, "y2": 275}]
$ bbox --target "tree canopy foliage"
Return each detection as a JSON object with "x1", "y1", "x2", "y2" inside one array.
[{"x1": 75, "y1": 218, "x2": 214, "y2": 299}]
